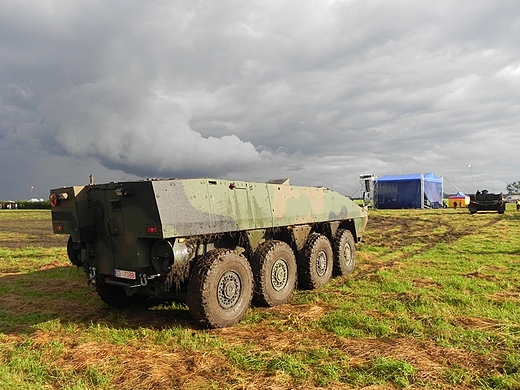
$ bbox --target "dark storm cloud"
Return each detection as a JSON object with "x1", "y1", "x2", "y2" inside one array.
[{"x1": 1, "y1": 0, "x2": 520, "y2": 200}]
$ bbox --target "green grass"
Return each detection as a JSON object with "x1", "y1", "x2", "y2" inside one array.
[{"x1": 1, "y1": 208, "x2": 520, "y2": 388}]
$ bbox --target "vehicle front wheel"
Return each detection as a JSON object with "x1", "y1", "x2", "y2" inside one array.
[
  {"x1": 187, "y1": 249, "x2": 253, "y2": 328},
  {"x1": 332, "y1": 229, "x2": 356, "y2": 276}
]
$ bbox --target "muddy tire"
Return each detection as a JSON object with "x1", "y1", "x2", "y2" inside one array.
[
  {"x1": 95, "y1": 276, "x2": 148, "y2": 308},
  {"x1": 251, "y1": 240, "x2": 297, "y2": 307},
  {"x1": 332, "y1": 229, "x2": 356, "y2": 276},
  {"x1": 187, "y1": 248, "x2": 253, "y2": 328},
  {"x1": 297, "y1": 233, "x2": 333, "y2": 290},
  {"x1": 67, "y1": 236, "x2": 82, "y2": 266}
]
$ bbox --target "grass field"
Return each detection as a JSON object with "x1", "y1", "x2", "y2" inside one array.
[{"x1": 1, "y1": 206, "x2": 519, "y2": 389}]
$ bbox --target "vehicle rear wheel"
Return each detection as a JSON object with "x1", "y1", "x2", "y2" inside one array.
[
  {"x1": 67, "y1": 236, "x2": 82, "y2": 266},
  {"x1": 297, "y1": 233, "x2": 333, "y2": 290},
  {"x1": 95, "y1": 276, "x2": 149, "y2": 308},
  {"x1": 332, "y1": 229, "x2": 356, "y2": 276},
  {"x1": 187, "y1": 248, "x2": 253, "y2": 328},
  {"x1": 252, "y1": 240, "x2": 297, "y2": 307}
]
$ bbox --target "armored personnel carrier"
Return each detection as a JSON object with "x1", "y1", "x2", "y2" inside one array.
[
  {"x1": 468, "y1": 190, "x2": 505, "y2": 214},
  {"x1": 50, "y1": 177, "x2": 368, "y2": 327}
]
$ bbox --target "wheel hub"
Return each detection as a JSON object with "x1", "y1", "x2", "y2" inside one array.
[
  {"x1": 316, "y1": 250, "x2": 328, "y2": 276},
  {"x1": 271, "y1": 259, "x2": 288, "y2": 291},
  {"x1": 217, "y1": 271, "x2": 241, "y2": 309},
  {"x1": 343, "y1": 243, "x2": 352, "y2": 266}
]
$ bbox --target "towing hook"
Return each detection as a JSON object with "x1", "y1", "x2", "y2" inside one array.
[
  {"x1": 89, "y1": 267, "x2": 97, "y2": 282},
  {"x1": 139, "y1": 273, "x2": 148, "y2": 287}
]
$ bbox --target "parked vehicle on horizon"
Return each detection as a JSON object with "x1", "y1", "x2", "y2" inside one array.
[{"x1": 468, "y1": 189, "x2": 505, "y2": 214}]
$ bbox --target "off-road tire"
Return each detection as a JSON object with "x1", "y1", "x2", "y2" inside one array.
[
  {"x1": 95, "y1": 276, "x2": 149, "y2": 308},
  {"x1": 67, "y1": 236, "x2": 82, "y2": 266},
  {"x1": 187, "y1": 248, "x2": 253, "y2": 328},
  {"x1": 251, "y1": 240, "x2": 297, "y2": 307},
  {"x1": 297, "y1": 233, "x2": 333, "y2": 290},
  {"x1": 332, "y1": 229, "x2": 356, "y2": 276}
]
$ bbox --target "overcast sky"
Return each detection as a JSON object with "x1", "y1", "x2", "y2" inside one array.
[{"x1": 1, "y1": 0, "x2": 519, "y2": 201}]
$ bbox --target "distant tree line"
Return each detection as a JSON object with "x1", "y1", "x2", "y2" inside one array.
[
  {"x1": 506, "y1": 181, "x2": 520, "y2": 196},
  {"x1": 0, "y1": 200, "x2": 51, "y2": 209}
]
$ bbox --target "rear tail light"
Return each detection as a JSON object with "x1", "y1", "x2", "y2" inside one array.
[
  {"x1": 54, "y1": 223, "x2": 64, "y2": 232},
  {"x1": 49, "y1": 194, "x2": 58, "y2": 207},
  {"x1": 146, "y1": 225, "x2": 159, "y2": 235},
  {"x1": 49, "y1": 192, "x2": 69, "y2": 207}
]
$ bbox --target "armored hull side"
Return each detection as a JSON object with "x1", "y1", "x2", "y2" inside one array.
[{"x1": 150, "y1": 178, "x2": 366, "y2": 239}]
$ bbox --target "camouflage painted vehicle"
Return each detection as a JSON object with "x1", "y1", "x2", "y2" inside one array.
[
  {"x1": 50, "y1": 177, "x2": 368, "y2": 327},
  {"x1": 468, "y1": 190, "x2": 505, "y2": 214}
]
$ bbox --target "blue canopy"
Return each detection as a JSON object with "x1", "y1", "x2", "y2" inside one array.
[
  {"x1": 375, "y1": 173, "x2": 443, "y2": 209},
  {"x1": 377, "y1": 173, "x2": 442, "y2": 183}
]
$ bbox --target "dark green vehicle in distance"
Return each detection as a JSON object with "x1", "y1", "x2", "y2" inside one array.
[
  {"x1": 468, "y1": 189, "x2": 506, "y2": 214},
  {"x1": 50, "y1": 177, "x2": 368, "y2": 328}
]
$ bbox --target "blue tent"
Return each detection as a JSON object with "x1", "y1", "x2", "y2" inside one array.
[{"x1": 375, "y1": 173, "x2": 443, "y2": 209}]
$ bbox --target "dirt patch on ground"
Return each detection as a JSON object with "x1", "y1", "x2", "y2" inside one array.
[
  {"x1": 354, "y1": 213, "x2": 505, "y2": 279},
  {"x1": 362, "y1": 214, "x2": 466, "y2": 251},
  {"x1": 0, "y1": 217, "x2": 68, "y2": 248},
  {"x1": 23, "y1": 303, "x2": 499, "y2": 390}
]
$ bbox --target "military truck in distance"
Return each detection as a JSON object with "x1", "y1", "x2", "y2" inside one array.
[
  {"x1": 50, "y1": 177, "x2": 368, "y2": 328},
  {"x1": 468, "y1": 189, "x2": 505, "y2": 214}
]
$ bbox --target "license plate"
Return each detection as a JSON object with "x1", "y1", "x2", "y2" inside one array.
[{"x1": 115, "y1": 269, "x2": 136, "y2": 280}]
